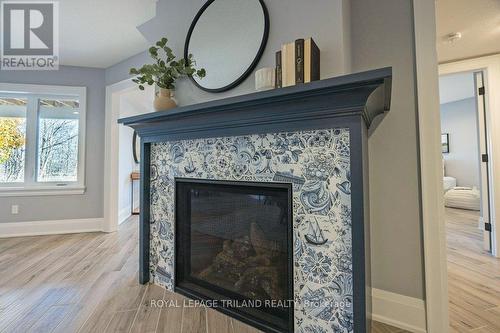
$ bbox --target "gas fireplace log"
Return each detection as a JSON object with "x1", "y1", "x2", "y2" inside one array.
[
  {"x1": 197, "y1": 224, "x2": 285, "y2": 300},
  {"x1": 235, "y1": 266, "x2": 283, "y2": 300}
]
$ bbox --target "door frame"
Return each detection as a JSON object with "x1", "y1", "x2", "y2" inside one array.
[
  {"x1": 474, "y1": 71, "x2": 493, "y2": 251},
  {"x1": 103, "y1": 78, "x2": 137, "y2": 232},
  {"x1": 412, "y1": 1, "x2": 449, "y2": 331},
  {"x1": 439, "y1": 57, "x2": 500, "y2": 257}
]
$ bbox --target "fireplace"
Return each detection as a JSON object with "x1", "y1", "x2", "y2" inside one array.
[
  {"x1": 121, "y1": 68, "x2": 393, "y2": 332},
  {"x1": 175, "y1": 178, "x2": 294, "y2": 332}
]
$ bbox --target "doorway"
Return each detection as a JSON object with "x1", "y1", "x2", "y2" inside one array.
[
  {"x1": 439, "y1": 70, "x2": 493, "y2": 253},
  {"x1": 437, "y1": 59, "x2": 500, "y2": 331},
  {"x1": 103, "y1": 79, "x2": 155, "y2": 232}
]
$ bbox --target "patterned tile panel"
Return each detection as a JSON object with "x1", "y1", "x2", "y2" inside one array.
[{"x1": 150, "y1": 128, "x2": 353, "y2": 332}]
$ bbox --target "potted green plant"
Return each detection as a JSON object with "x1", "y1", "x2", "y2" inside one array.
[{"x1": 130, "y1": 37, "x2": 206, "y2": 111}]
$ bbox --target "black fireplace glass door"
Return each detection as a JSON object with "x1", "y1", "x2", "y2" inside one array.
[{"x1": 175, "y1": 179, "x2": 293, "y2": 332}]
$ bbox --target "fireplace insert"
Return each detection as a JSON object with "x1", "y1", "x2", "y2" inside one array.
[{"x1": 175, "y1": 178, "x2": 294, "y2": 333}]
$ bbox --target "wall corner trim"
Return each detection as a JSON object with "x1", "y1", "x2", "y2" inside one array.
[
  {"x1": 372, "y1": 288, "x2": 427, "y2": 333},
  {"x1": 119, "y1": 207, "x2": 132, "y2": 225},
  {"x1": 0, "y1": 218, "x2": 104, "y2": 238}
]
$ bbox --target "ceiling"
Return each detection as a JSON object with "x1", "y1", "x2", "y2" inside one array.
[
  {"x1": 58, "y1": 0, "x2": 157, "y2": 68},
  {"x1": 436, "y1": 0, "x2": 500, "y2": 63},
  {"x1": 54, "y1": 0, "x2": 500, "y2": 68},
  {"x1": 438, "y1": 71, "x2": 475, "y2": 104}
]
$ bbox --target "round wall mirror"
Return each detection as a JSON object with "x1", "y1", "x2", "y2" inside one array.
[
  {"x1": 132, "y1": 131, "x2": 140, "y2": 164},
  {"x1": 184, "y1": 0, "x2": 269, "y2": 92}
]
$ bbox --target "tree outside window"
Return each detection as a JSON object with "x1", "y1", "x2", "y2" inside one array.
[{"x1": 0, "y1": 85, "x2": 85, "y2": 192}]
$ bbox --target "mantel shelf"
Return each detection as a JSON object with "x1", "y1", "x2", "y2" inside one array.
[{"x1": 119, "y1": 67, "x2": 392, "y2": 142}]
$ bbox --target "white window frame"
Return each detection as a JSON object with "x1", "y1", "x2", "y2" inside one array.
[{"x1": 0, "y1": 83, "x2": 86, "y2": 196}]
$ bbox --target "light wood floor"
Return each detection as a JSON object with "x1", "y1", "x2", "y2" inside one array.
[
  {"x1": 446, "y1": 207, "x2": 500, "y2": 333},
  {"x1": 0, "y1": 216, "x2": 403, "y2": 333},
  {"x1": 12, "y1": 208, "x2": 498, "y2": 333}
]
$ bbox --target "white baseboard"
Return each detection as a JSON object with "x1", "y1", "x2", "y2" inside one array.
[
  {"x1": 118, "y1": 206, "x2": 132, "y2": 225},
  {"x1": 372, "y1": 288, "x2": 427, "y2": 333},
  {"x1": 0, "y1": 218, "x2": 104, "y2": 238}
]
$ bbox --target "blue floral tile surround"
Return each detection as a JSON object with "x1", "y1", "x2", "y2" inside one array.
[{"x1": 149, "y1": 128, "x2": 353, "y2": 332}]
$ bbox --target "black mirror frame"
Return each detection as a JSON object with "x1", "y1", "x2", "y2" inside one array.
[
  {"x1": 132, "y1": 130, "x2": 140, "y2": 164},
  {"x1": 184, "y1": 0, "x2": 270, "y2": 93}
]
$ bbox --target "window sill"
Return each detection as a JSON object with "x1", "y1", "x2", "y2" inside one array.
[{"x1": 0, "y1": 186, "x2": 86, "y2": 197}]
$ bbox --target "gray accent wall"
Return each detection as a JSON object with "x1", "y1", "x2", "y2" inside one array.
[
  {"x1": 350, "y1": 0, "x2": 425, "y2": 299},
  {"x1": 441, "y1": 97, "x2": 480, "y2": 187},
  {"x1": 0, "y1": 66, "x2": 105, "y2": 223}
]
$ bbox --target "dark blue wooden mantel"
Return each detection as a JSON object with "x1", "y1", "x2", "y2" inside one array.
[{"x1": 119, "y1": 67, "x2": 392, "y2": 333}]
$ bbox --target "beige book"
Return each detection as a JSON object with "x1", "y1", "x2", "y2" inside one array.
[
  {"x1": 284, "y1": 42, "x2": 295, "y2": 87},
  {"x1": 281, "y1": 43, "x2": 287, "y2": 87}
]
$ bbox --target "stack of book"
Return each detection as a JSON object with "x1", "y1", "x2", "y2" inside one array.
[{"x1": 275, "y1": 38, "x2": 320, "y2": 88}]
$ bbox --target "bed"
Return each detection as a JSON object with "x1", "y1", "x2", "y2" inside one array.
[{"x1": 444, "y1": 187, "x2": 481, "y2": 211}]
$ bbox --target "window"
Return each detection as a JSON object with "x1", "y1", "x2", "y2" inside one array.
[
  {"x1": 0, "y1": 97, "x2": 27, "y2": 183},
  {"x1": 0, "y1": 84, "x2": 86, "y2": 196},
  {"x1": 37, "y1": 99, "x2": 80, "y2": 182}
]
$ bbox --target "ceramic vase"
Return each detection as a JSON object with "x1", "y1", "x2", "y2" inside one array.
[{"x1": 154, "y1": 88, "x2": 177, "y2": 111}]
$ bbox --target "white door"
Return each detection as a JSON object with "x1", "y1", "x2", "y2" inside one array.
[{"x1": 474, "y1": 71, "x2": 492, "y2": 252}]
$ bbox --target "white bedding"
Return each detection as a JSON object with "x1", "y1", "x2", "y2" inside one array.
[
  {"x1": 444, "y1": 187, "x2": 480, "y2": 211},
  {"x1": 443, "y1": 176, "x2": 457, "y2": 192}
]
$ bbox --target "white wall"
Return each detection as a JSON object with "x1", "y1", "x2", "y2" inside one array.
[
  {"x1": 441, "y1": 98, "x2": 480, "y2": 187},
  {"x1": 117, "y1": 86, "x2": 154, "y2": 224},
  {"x1": 439, "y1": 72, "x2": 475, "y2": 104}
]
